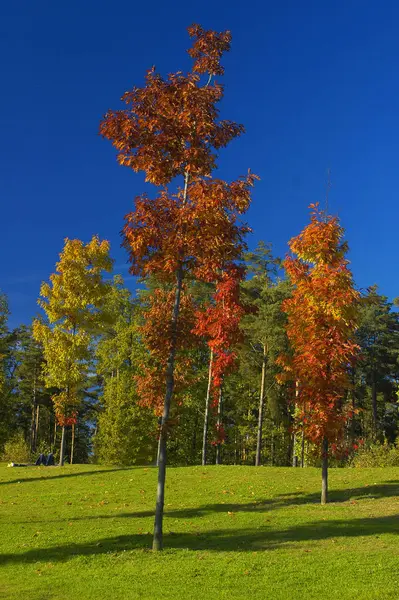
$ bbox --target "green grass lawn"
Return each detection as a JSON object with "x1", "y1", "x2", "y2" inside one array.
[{"x1": 0, "y1": 464, "x2": 398, "y2": 599}]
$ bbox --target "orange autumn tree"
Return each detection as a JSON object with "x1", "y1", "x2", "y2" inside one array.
[
  {"x1": 101, "y1": 24, "x2": 255, "y2": 550},
  {"x1": 193, "y1": 265, "x2": 246, "y2": 465},
  {"x1": 278, "y1": 204, "x2": 359, "y2": 504}
]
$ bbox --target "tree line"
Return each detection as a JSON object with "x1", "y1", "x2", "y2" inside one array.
[{"x1": 1, "y1": 241, "x2": 398, "y2": 468}]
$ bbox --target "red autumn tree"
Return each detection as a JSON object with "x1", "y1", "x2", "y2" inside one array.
[
  {"x1": 277, "y1": 204, "x2": 359, "y2": 503},
  {"x1": 101, "y1": 24, "x2": 255, "y2": 550},
  {"x1": 193, "y1": 265, "x2": 246, "y2": 465}
]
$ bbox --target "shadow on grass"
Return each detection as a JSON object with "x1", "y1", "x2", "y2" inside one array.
[
  {"x1": 0, "y1": 467, "x2": 133, "y2": 486},
  {"x1": 1, "y1": 513, "x2": 398, "y2": 564},
  {"x1": 17, "y1": 480, "x2": 399, "y2": 524},
  {"x1": 14, "y1": 481, "x2": 399, "y2": 524}
]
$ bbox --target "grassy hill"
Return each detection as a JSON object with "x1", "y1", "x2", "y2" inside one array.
[{"x1": 1, "y1": 464, "x2": 398, "y2": 599}]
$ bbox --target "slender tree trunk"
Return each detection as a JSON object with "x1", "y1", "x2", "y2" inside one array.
[
  {"x1": 53, "y1": 420, "x2": 57, "y2": 452},
  {"x1": 300, "y1": 427, "x2": 305, "y2": 468},
  {"x1": 34, "y1": 405, "x2": 40, "y2": 451},
  {"x1": 292, "y1": 433, "x2": 298, "y2": 467},
  {"x1": 153, "y1": 265, "x2": 183, "y2": 551},
  {"x1": 215, "y1": 387, "x2": 223, "y2": 465},
  {"x1": 70, "y1": 423, "x2": 75, "y2": 464},
  {"x1": 270, "y1": 429, "x2": 274, "y2": 466},
  {"x1": 321, "y1": 437, "x2": 328, "y2": 504},
  {"x1": 371, "y1": 373, "x2": 378, "y2": 437},
  {"x1": 153, "y1": 172, "x2": 189, "y2": 552},
  {"x1": 156, "y1": 418, "x2": 162, "y2": 467},
  {"x1": 255, "y1": 344, "x2": 267, "y2": 466},
  {"x1": 202, "y1": 349, "x2": 214, "y2": 466},
  {"x1": 30, "y1": 403, "x2": 36, "y2": 453},
  {"x1": 350, "y1": 367, "x2": 356, "y2": 443},
  {"x1": 234, "y1": 431, "x2": 238, "y2": 465},
  {"x1": 30, "y1": 373, "x2": 38, "y2": 453},
  {"x1": 292, "y1": 381, "x2": 300, "y2": 466},
  {"x1": 59, "y1": 425, "x2": 66, "y2": 466},
  {"x1": 191, "y1": 412, "x2": 198, "y2": 464}
]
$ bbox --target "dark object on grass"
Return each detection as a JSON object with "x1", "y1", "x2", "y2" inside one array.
[
  {"x1": 46, "y1": 453, "x2": 55, "y2": 466},
  {"x1": 35, "y1": 453, "x2": 46, "y2": 466}
]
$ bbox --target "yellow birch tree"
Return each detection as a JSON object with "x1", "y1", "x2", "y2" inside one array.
[{"x1": 33, "y1": 236, "x2": 113, "y2": 465}]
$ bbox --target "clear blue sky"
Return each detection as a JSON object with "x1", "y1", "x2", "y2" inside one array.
[{"x1": 1, "y1": 0, "x2": 398, "y2": 327}]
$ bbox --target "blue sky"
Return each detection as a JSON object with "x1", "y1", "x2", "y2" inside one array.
[{"x1": 1, "y1": 0, "x2": 398, "y2": 327}]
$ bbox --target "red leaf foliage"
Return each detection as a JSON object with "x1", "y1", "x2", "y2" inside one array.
[
  {"x1": 194, "y1": 265, "x2": 246, "y2": 405},
  {"x1": 101, "y1": 25, "x2": 256, "y2": 419},
  {"x1": 100, "y1": 26, "x2": 243, "y2": 185},
  {"x1": 56, "y1": 411, "x2": 78, "y2": 427},
  {"x1": 135, "y1": 287, "x2": 197, "y2": 414},
  {"x1": 122, "y1": 174, "x2": 255, "y2": 281}
]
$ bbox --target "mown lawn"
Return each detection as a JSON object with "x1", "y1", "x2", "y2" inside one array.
[{"x1": 0, "y1": 464, "x2": 398, "y2": 599}]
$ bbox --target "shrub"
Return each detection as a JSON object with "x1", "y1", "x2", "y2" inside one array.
[
  {"x1": 2, "y1": 433, "x2": 32, "y2": 463},
  {"x1": 351, "y1": 441, "x2": 399, "y2": 467}
]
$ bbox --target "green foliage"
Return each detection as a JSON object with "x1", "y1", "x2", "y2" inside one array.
[
  {"x1": 0, "y1": 292, "x2": 13, "y2": 450},
  {"x1": 236, "y1": 243, "x2": 292, "y2": 463},
  {"x1": 351, "y1": 441, "x2": 399, "y2": 467},
  {"x1": 95, "y1": 369, "x2": 156, "y2": 465},
  {"x1": 94, "y1": 277, "x2": 157, "y2": 465},
  {"x1": 2, "y1": 432, "x2": 31, "y2": 463},
  {"x1": 355, "y1": 285, "x2": 399, "y2": 439}
]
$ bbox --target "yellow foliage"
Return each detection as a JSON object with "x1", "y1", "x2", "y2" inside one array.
[{"x1": 33, "y1": 236, "x2": 113, "y2": 423}]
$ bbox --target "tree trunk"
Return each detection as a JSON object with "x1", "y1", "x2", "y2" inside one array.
[
  {"x1": 321, "y1": 437, "x2": 328, "y2": 504},
  {"x1": 270, "y1": 429, "x2": 274, "y2": 466},
  {"x1": 191, "y1": 412, "x2": 198, "y2": 464},
  {"x1": 300, "y1": 427, "x2": 305, "y2": 468},
  {"x1": 34, "y1": 405, "x2": 40, "y2": 452},
  {"x1": 153, "y1": 171, "x2": 189, "y2": 551},
  {"x1": 152, "y1": 262, "x2": 185, "y2": 551},
  {"x1": 59, "y1": 425, "x2": 66, "y2": 466},
  {"x1": 234, "y1": 431, "x2": 238, "y2": 465},
  {"x1": 53, "y1": 420, "x2": 57, "y2": 452},
  {"x1": 30, "y1": 403, "x2": 36, "y2": 453},
  {"x1": 371, "y1": 373, "x2": 378, "y2": 437},
  {"x1": 202, "y1": 349, "x2": 213, "y2": 466},
  {"x1": 156, "y1": 417, "x2": 162, "y2": 467},
  {"x1": 215, "y1": 387, "x2": 222, "y2": 465},
  {"x1": 30, "y1": 374, "x2": 38, "y2": 453},
  {"x1": 287, "y1": 430, "x2": 293, "y2": 466},
  {"x1": 70, "y1": 423, "x2": 75, "y2": 464},
  {"x1": 292, "y1": 381, "x2": 300, "y2": 467},
  {"x1": 255, "y1": 344, "x2": 267, "y2": 467},
  {"x1": 350, "y1": 367, "x2": 356, "y2": 443},
  {"x1": 292, "y1": 432, "x2": 298, "y2": 467}
]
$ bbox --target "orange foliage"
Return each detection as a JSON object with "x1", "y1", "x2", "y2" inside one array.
[
  {"x1": 277, "y1": 204, "x2": 359, "y2": 444},
  {"x1": 122, "y1": 175, "x2": 255, "y2": 282},
  {"x1": 135, "y1": 287, "x2": 197, "y2": 414},
  {"x1": 100, "y1": 26, "x2": 243, "y2": 185},
  {"x1": 101, "y1": 25, "x2": 255, "y2": 416}
]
